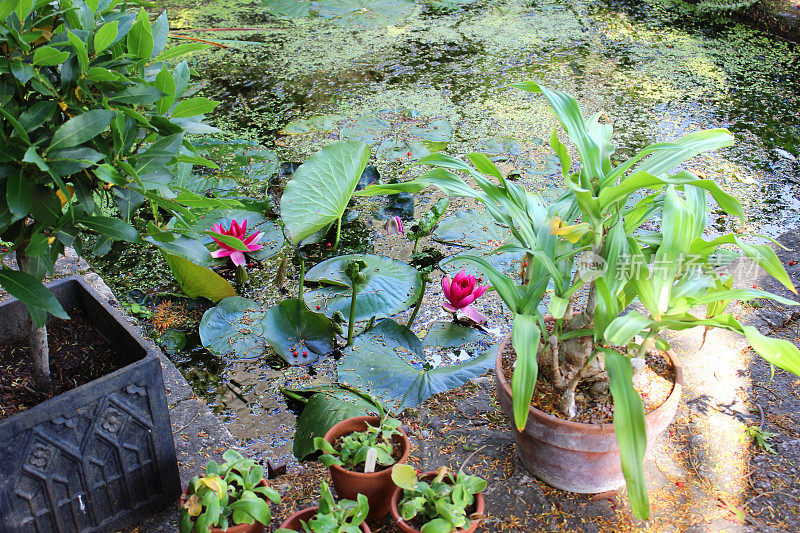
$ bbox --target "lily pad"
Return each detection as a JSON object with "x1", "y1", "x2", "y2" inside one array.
[
  {"x1": 303, "y1": 254, "x2": 422, "y2": 323},
  {"x1": 338, "y1": 319, "x2": 493, "y2": 411},
  {"x1": 194, "y1": 139, "x2": 279, "y2": 181},
  {"x1": 280, "y1": 115, "x2": 343, "y2": 135},
  {"x1": 280, "y1": 141, "x2": 370, "y2": 246},
  {"x1": 474, "y1": 137, "x2": 523, "y2": 158},
  {"x1": 432, "y1": 209, "x2": 510, "y2": 249},
  {"x1": 199, "y1": 297, "x2": 267, "y2": 360},
  {"x1": 409, "y1": 118, "x2": 453, "y2": 143},
  {"x1": 376, "y1": 138, "x2": 431, "y2": 162},
  {"x1": 340, "y1": 116, "x2": 391, "y2": 144},
  {"x1": 262, "y1": 299, "x2": 335, "y2": 364},
  {"x1": 286, "y1": 385, "x2": 383, "y2": 460},
  {"x1": 190, "y1": 208, "x2": 284, "y2": 261},
  {"x1": 199, "y1": 297, "x2": 334, "y2": 364},
  {"x1": 265, "y1": 0, "x2": 415, "y2": 26}
]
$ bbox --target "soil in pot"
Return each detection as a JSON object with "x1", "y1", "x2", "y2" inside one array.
[
  {"x1": 0, "y1": 308, "x2": 135, "y2": 420},
  {"x1": 500, "y1": 341, "x2": 676, "y2": 423}
]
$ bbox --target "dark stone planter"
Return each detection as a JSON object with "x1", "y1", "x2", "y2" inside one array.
[{"x1": 0, "y1": 275, "x2": 180, "y2": 532}]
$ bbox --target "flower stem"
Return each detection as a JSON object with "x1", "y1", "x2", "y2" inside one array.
[
  {"x1": 406, "y1": 276, "x2": 427, "y2": 329},
  {"x1": 298, "y1": 256, "x2": 305, "y2": 301},
  {"x1": 334, "y1": 217, "x2": 343, "y2": 249},
  {"x1": 347, "y1": 281, "x2": 358, "y2": 346}
]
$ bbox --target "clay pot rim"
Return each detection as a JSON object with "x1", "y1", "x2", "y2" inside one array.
[
  {"x1": 494, "y1": 331, "x2": 684, "y2": 433},
  {"x1": 323, "y1": 415, "x2": 410, "y2": 478},
  {"x1": 280, "y1": 506, "x2": 372, "y2": 532},
  {"x1": 389, "y1": 471, "x2": 485, "y2": 533}
]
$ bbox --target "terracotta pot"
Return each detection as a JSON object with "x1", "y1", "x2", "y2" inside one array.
[
  {"x1": 493, "y1": 333, "x2": 683, "y2": 493},
  {"x1": 389, "y1": 472, "x2": 485, "y2": 533},
  {"x1": 323, "y1": 415, "x2": 410, "y2": 521},
  {"x1": 279, "y1": 506, "x2": 371, "y2": 531},
  {"x1": 178, "y1": 479, "x2": 269, "y2": 533}
]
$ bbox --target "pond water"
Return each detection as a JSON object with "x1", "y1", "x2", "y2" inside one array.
[{"x1": 94, "y1": 0, "x2": 800, "y2": 468}]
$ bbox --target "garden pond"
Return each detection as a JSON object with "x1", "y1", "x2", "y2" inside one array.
[{"x1": 90, "y1": 0, "x2": 800, "y2": 472}]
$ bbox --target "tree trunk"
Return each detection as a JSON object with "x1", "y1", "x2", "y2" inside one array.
[{"x1": 16, "y1": 249, "x2": 51, "y2": 391}]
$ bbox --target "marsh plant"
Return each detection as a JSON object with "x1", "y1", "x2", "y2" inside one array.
[
  {"x1": 276, "y1": 482, "x2": 369, "y2": 533},
  {"x1": 0, "y1": 0, "x2": 220, "y2": 388},
  {"x1": 358, "y1": 83, "x2": 800, "y2": 518},
  {"x1": 180, "y1": 449, "x2": 280, "y2": 533},
  {"x1": 392, "y1": 464, "x2": 486, "y2": 533},
  {"x1": 314, "y1": 415, "x2": 403, "y2": 470}
]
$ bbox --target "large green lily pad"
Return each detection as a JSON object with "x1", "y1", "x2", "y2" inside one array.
[
  {"x1": 409, "y1": 118, "x2": 453, "y2": 142},
  {"x1": 303, "y1": 254, "x2": 422, "y2": 323},
  {"x1": 190, "y1": 208, "x2": 284, "y2": 261},
  {"x1": 280, "y1": 141, "x2": 370, "y2": 245},
  {"x1": 432, "y1": 209, "x2": 510, "y2": 249},
  {"x1": 199, "y1": 297, "x2": 268, "y2": 360},
  {"x1": 340, "y1": 116, "x2": 392, "y2": 144},
  {"x1": 194, "y1": 139, "x2": 279, "y2": 181},
  {"x1": 338, "y1": 319, "x2": 493, "y2": 411},
  {"x1": 199, "y1": 297, "x2": 333, "y2": 364},
  {"x1": 262, "y1": 299, "x2": 335, "y2": 364},
  {"x1": 280, "y1": 115, "x2": 343, "y2": 135}
]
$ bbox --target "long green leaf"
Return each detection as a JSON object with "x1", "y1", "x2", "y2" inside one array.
[
  {"x1": 604, "y1": 349, "x2": 649, "y2": 520},
  {"x1": 604, "y1": 311, "x2": 653, "y2": 346},
  {"x1": 81, "y1": 215, "x2": 139, "y2": 242},
  {"x1": 735, "y1": 237, "x2": 797, "y2": 294},
  {"x1": 510, "y1": 314, "x2": 541, "y2": 430},
  {"x1": 47, "y1": 109, "x2": 115, "y2": 152},
  {"x1": 742, "y1": 326, "x2": 800, "y2": 377},
  {"x1": 0, "y1": 267, "x2": 69, "y2": 326}
]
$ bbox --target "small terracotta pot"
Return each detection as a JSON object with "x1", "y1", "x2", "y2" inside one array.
[
  {"x1": 390, "y1": 471, "x2": 485, "y2": 533},
  {"x1": 178, "y1": 479, "x2": 269, "y2": 533},
  {"x1": 279, "y1": 506, "x2": 371, "y2": 532},
  {"x1": 323, "y1": 415, "x2": 410, "y2": 521},
  {"x1": 494, "y1": 333, "x2": 684, "y2": 493}
]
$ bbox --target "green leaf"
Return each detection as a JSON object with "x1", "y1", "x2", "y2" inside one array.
[
  {"x1": 6, "y1": 170, "x2": 32, "y2": 221},
  {"x1": 735, "y1": 237, "x2": 797, "y2": 294},
  {"x1": 510, "y1": 315, "x2": 541, "y2": 431},
  {"x1": 279, "y1": 140, "x2": 369, "y2": 245},
  {"x1": 0, "y1": 268, "x2": 69, "y2": 327},
  {"x1": 127, "y1": 8, "x2": 153, "y2": 59},
  {"x1": 48, "y1": 109, "x2": 115, "y2": 152},
  {"x1": 550, "y1": 127, "x2": 571, "y2": 178},
  {"x1": 604, "y1": 349, "x2": 649, "y2": 520},
  {"x1": 338, "y1": 319, "x2": 494, "y2": 411},
  {"x1": 80, "y1": 215, "x2": 139, "y2": 242},
  {"x1": 391, "y1": 464, "x2": 418, "y2": 491},
  {"x1": 228, "y1": 494, "x2": 270, "y2": 525},
  {"x1": 94, "y1": 20, "x2": 119, "y2": 55},
  {"x1": 188, "y1": 208, "x2": 284, "y2": 261},
  {"x1": 67, "y1": 30, "x2": 89, "y2": 73},
  {"x1": 262, "y1": 298, "x2": 335, "y2": 364},
  {"x1": 292, "y1": 387, "x2": 382, "y2": 460},
  {"x1": 32, "y1": 45, "x2": 69, "y2": 66},
  {"x1": 172, "y1": 97, "x2": 219, "y2": 118},
  {"x1": 154, "y1": 65, "x2": 176, "y2": 115},
  {"x1": 163, "y1": 252, "x2": 236, "y2": 302},
  {"x1": 603, "y1": 311, "x2": 653, "y2": 346},
  {"x1": 303, "y1": 254, "x2": 422, "y2": 323},
  {"x1": 153, "y1": 42, "x2": 210, "y2": 62},
  {"x1": 110, "y1": 85, "x2": 164, "y2": 105},
  {"x1": 742, "y1": 326, "x2": 800, "y2": 377}
]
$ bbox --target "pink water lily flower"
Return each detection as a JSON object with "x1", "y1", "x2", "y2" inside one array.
[
  {"x1": 384, "y1": 215, "x2": 404, "y2": 235},
  {"x1": 210, "y1": 219, "x2": 264, "y2": 267},
  {"x1": 442, "y1": 269, "x2": 489, "y2": 324}
]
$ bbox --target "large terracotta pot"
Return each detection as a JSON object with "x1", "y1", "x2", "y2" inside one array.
[
  {"x1": 279, "y1": 506, "x2": 371, "y2": 532},
  {"x1": 390, "y1": 471, "x2": 485, "y2": 533},
  {"x1": 323, "y1": 415, "x2": 410, "y2": 521},
  {"x1": 178, "y1": 479, "x2": 269, "y2": 533},
  {"x1": 493, "y1": 333, "x2": 683, "y2": 493}
]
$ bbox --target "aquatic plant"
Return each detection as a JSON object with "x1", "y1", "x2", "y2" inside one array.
[
  {"x1": 441, "y1": 269, "x2": 489, "y2": 324},
  {"x1": 383, "y1": 216, "x2": 405, "y2": 235},
  {"x1": 209, "y1": 219, "x2": 265, "y2": 266},
  {"x1": 180, "y1": 449, "x2": 280, "y2": 533},
  {"x1": 357, "y1": 83, "x2": 800, "y2": 519},
  {"x1": 0, "y1": 0, "x2": 222, "y2": 389},
  {"x1": 314, "y1": 415, "x2": 403, "y2": 469}
]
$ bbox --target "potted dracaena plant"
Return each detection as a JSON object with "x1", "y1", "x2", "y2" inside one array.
[
  {"x1": 0, "y1": 1, "x2": 234, "y2": 530},
  {"x1": 356, "y1": 83, "x2": 800, "y2": 519}
]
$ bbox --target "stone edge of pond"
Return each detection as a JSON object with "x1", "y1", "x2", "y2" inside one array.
[{"x1": 741, "y1": 2, "x2": 800, "y2": 43}]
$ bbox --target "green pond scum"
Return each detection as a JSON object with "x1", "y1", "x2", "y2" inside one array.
[{"x1": 85, "y1": 0, "x2": 800, "y2": 466}]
